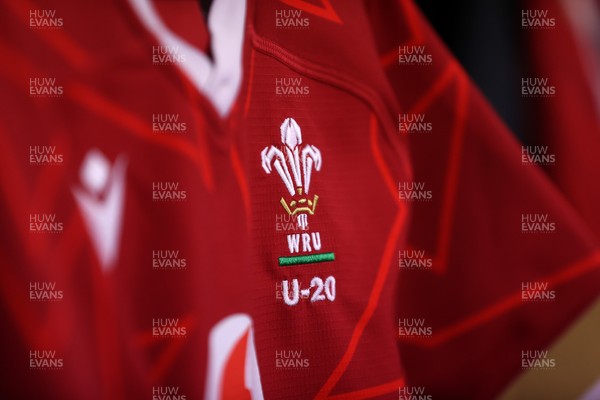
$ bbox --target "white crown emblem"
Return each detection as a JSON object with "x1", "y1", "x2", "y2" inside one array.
[{"x1": 261, "y1": 118, "x2": 322, "y2": 229}]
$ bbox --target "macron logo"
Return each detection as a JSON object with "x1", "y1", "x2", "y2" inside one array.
[{"x1": 72, "y1": 149, "x2": 127, "y2": 272}]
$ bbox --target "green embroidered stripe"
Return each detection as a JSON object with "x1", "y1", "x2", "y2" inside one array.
[{"x1": 278, "y1": 252, "x2": 336, "y2": 267}]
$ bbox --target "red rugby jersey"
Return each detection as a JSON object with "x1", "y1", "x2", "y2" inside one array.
[{"x1": 1, "y1": 0, "x2": 599, "y2": 399}]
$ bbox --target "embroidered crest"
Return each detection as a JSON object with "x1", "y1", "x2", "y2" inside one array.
[
  {"x1": 261, "y1": 118, "x2": 335, "y2": 272},
  {"x1": 261, "y1": 117, "x2": 322, "y2": 230}
]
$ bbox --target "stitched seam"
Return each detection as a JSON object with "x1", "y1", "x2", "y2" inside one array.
[{"x1": 249, "y1": 29, "x2": 413, "y2": 181}]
